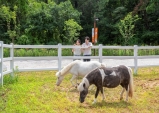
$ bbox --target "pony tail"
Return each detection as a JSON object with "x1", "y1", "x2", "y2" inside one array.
[{"x1": 128, "y1": 67, "x2": 134, "y2": 97}]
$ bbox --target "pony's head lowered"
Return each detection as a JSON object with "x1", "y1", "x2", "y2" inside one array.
[
  {"x1": 56, "y1": 71, "x2": 64, "y2": 86},
  {"x1": 77, "y1": 78, "x2": 90, "y2": 103},
  {"x1": 55, "y1": 61, "x2": 80, "y2": 86}
]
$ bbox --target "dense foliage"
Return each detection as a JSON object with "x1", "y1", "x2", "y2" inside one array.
[{"x1": 0, "y1": 0, "x2": 159, "y2": 45}]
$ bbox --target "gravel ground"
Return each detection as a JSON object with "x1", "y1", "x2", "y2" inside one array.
[{"x1": 3, "y1": 58, "x2": 159, "y2": 71}]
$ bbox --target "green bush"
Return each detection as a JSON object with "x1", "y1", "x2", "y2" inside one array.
[
  {"x1": 3, "y1": 47, "x2": 159, "y2": 57},
  {"x1": 4, "y1": 48, "x2": 10, "y2": 57}
]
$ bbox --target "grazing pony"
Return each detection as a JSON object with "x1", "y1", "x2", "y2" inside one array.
[
  {"x1": 77, "y1": 65, "x2": 133, "y2": 104},
  {"x1": 56, "y1": 60, "x2": 105, "y2": 86}
]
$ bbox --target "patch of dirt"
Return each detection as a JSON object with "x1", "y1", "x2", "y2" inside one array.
[
  {"x1": 40, "y1": 84, "x2": 52, "y2": 93},
  {"x1": 139, "y1": 79, "x2": 159, "y2": 89},
  {"x1": 66, "y1": 86, "x2": 79, "y2": 102}
]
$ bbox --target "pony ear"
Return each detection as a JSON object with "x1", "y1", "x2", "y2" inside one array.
[
  {"x1": 74, "y1": 83, "x2": 79, "y2": 89},
  {"x1": 83, "y1": 83, "x2": 85, "y2": 88}
]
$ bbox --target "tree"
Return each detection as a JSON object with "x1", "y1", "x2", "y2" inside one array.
[
  {"x1": 1, "y1": 0, "x2": 159, "y2": 45},
  {"x1": 0, "y1": 5, "x2": 17, "y2": 43},
  {"x1": 23, "y1": 1, "x2": 81, "y2": 44},
  {"x1": 64, "y1": 19, "x2": 82, "y2": 44},
  {"x1": 118, "y1": 12, "x2": 139, "y2": 45}
]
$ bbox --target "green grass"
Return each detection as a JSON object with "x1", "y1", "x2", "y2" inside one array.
[
  {"x1": 3, "y1": 48, "x2": 159, "y2": 57},
  {"x1": 0, "y1": 67, "x2": 159, "y2": 113}
]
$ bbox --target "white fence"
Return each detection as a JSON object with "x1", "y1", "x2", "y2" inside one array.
[{"x1": 0, "y1": 41, "x2": 159, "y2": 86}]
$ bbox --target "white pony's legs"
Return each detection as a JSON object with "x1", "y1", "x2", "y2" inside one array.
[
  {"x1": 120, "y1": 88, "x2": 125, "y2": 100},
  {"x1": 70, "y1": 75, "x2": 77, "y2": 86}
]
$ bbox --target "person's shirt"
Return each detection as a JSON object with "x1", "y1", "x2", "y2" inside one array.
[
  {"x1": 73, "y1": 45, "x2": 81, "y2": 56},
  {"x1": 82, "y1": 42, "x2": 93, "y2": 55}
]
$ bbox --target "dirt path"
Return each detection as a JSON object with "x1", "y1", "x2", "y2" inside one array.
[{"x1": 3, "y1": 58, "x2": 159, "y2": 71}]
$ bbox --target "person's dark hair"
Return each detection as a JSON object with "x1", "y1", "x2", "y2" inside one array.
[
  {"x1": 85, "y1": 36, "x2": 90, "y2": 41},
  {"x1": 76, "y1": 39, "x2": 81, "y2": 44}
]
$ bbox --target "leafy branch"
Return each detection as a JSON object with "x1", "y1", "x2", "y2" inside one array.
[{"x1": 118, "y1": 12, "x2": 140, "y2": 45}]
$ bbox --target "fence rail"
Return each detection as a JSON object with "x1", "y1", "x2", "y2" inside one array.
[{"x1": 0, "y1": 41, "x2": 159, "y2": 86}]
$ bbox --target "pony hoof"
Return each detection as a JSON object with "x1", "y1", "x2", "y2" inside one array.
[
  {"x1": 92, "y1": 100, "x2": 97, "y2": 104},
  {"x1": 120, "y1": 97, "x2": 123, "y2": 100}
]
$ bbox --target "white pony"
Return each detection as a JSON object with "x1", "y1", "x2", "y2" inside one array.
[{"x1": 56, "y1": 60, "x2": 105, "y2": 86}]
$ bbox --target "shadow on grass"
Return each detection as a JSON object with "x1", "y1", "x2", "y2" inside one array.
[
  {"x1": 93, "y1": 100, "x2": 132, "y2": 108},
  {"x1": 79, "y1": 100, "x2": 132, "y2": 109}
]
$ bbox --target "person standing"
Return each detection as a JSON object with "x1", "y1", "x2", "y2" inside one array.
[
  {"x1": 82, "y1": 36, "x2": 93, "y2": 62},
  {"x1": 72, "y1": 39, "x2": 81, "y2": 60}
]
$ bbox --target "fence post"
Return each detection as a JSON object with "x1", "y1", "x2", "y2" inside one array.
[
  {"x1": 98, "y1": 44, "x2": 102, "y2": 63},
  {"x1": 134, "y1": 45, "x2": 138, "y2": 75},
  {"x1": 10, "y1": 43, "x2": 14, "y2": 77},
  {"x1": 58, "y1": 43, "x2": 62, "y2": 71},
  {"x1": 0, "y1": 41, "x2": 4, "y2": 86}
]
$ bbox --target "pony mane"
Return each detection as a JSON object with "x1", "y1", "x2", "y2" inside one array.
[
  {"x1": 77, "y1": 77, "x2": 90, "y2": 92},
  {"x1": 56, "y1": 60, "x2": 80, "y2": 77}
]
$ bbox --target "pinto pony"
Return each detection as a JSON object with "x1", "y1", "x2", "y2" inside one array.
[
  {"x1": 56, "y1": 60, "x2": 105, "y2": 86},
  {"x1": 77, "y1": 65, "x2": 133, "y2": 104}
]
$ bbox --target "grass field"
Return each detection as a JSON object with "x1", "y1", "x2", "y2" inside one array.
[{"x1": 0, "y1": 67, "x2": 159, "y2": 113}]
